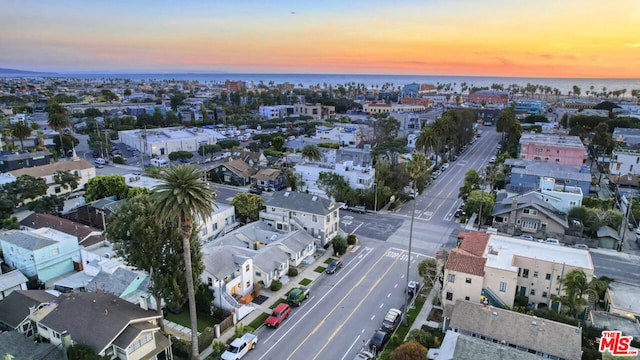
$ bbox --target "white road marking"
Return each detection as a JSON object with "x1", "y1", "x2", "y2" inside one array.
[
  {"x1": 394, "y1": 284, "x2": 398, "y2": 288},
  {"x1": 370, "y1": 315, "x2": 375, "y2": 320},
  {"x1": 379, "y1": 303, "x2": 384, "y2": 308},
  {"x1": 387, "y1": 293, "x2": 391, "y2": 298},
  {"x1": 340, "y1": 335, "x2": 361, "y2": 360}
]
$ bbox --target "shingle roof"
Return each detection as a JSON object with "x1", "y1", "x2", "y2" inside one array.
[
  {"x1": 0, "y1": 290, "x2": 59, "y2": 328},
  {"x1": 252, "y1": 168, "x2": 283, "y2": 181},
  {"x1": 9, "y1": 158, "x2": 93, "y2": 178},
  {"x1": 202, "y1": 246, "x2": 253, "y2": 279},
  {"x1": 0, "y1": 330, "x2": 64, "y2": 360},
  {"x1": 264, "y1": 191, "x2": 337, "y2": 215},
  {"x1": 0, "y1": 230, "x2": 57, "y2": 250},
  {"x1": 0, "y1": 269, "x2": 28, "y2": 292},
  {"x1": 436, "y1": 330, "x2": 540, "y2": 360},
  {"x1": 449, "y1": 300, "x2": 582, "y2": 360},
  {"x1": 222, "y1": 159, "x2": 255, "y2": 177},
  {"x1": 20, "y1": 213, "x2": 104, "y2": 247},
  {"x1": 252, "y1": 246, "x2": 289, "y2": 272},
  {"x1": 38, "y1": 292, "x2": 161, "y2": 355},
  {"x1": 87, "y1": 267, "x2": 144, "y2": 297}
]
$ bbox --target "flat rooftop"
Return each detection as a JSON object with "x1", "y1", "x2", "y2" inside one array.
[
  {"x1": 485, "y1": 234, "x2": 593, "y2": 272},
  {"x1": 520, "y1": 133, "x2": 585, "y2": 149},
  {"x1": 607, "y1": 282, "x2": 640, "y2": 316}
]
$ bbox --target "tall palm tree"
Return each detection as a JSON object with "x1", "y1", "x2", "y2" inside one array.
[
  {"x1": 415, "y1": 125, "x2": 437, "y2": 156},
  {"x1": 151, "y1": 165, "x2": 216, "y2": 360},
  {"x1": 11, "y1": 121, "x2": 33, "y2": 150},
  {"x1": 403, "y1": 152, "x2": 429, "y2": 325},
  {"x1": 301, "y1": 144, "x2": 322, "y2": 162},
  {"x1": 47, "y1": 101, "x2": 70, "y2": 156}
]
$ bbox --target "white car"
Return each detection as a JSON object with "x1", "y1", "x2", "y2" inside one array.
[{"x1": 489, "y1": 156, "x2": 496, "y2": 163}]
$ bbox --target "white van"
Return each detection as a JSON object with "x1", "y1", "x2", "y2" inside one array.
[
  {"x1": 95, "y1": 158, "x2": 106, "y2": 165},
  {"x1": 150, "y1": 158, "x2": 169, "y2": 167}
]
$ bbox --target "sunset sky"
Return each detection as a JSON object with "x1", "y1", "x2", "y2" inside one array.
[{"x1": 2, "y1": 0, "x2": 639, "y2": 78}]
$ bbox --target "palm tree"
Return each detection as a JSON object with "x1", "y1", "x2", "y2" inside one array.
[
  {"x1": 403, "y1": 152, "x2": 429, "y2": 325},
  {"x1": 11, "y1": 122, "x2": 33, "y2": 150},
  {"x1": 557, "y1": 269, "x2": 607, "y2": 318},
  {"x1": 301, "y1": 144, "x2": 322, "y2": 162},
  {"x1": 151, "y1": 165, "x2": 216, "y2": 359},
  {"x1": 47, "y1": 101, "x2": 70, "y2": 156}
]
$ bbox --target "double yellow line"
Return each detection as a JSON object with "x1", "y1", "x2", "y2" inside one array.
[{"x1": 286, "y1": 248, "x2": 404, "y2": 360}]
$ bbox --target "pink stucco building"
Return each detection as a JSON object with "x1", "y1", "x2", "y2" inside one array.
[{"x1": 518, "y1": 134, "x2": 587, "y2": 166}]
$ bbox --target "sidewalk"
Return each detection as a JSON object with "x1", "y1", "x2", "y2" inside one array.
[
  {"x1": 199, "y1": 248, "x2": 336, "y2": 359},
  {"x1": 406, "y1": 282, "x2": 441, "y2": 338}
]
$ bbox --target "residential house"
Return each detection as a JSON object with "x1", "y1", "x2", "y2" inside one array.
[
  {"x1": 86, "y1": 266, "x2": 156, "y2": 311},
  {"x1": 8, "y1": 158, "x2": 96, "y2": 199},
  {"x1": 293, "y1": 103, "x2": 335, "y2": 120},
  {"x1": 442, "y1": 232, "x2": 594, "y2": 310},
  {"x1": 228, "y1": 148, "x2": 268, "y2": 169},
  {"x1": 214, "y1": 222, "x2": 316, "y2": 267},
  {"x1": 20, "y1": 212, "x2": 105, "y2": 249},
  {"x1": 445, "y1": 300, "x2": 582, "y2": 360},
  {"x1": 252, "y1": 246, "x2": 289, "y2": 290},
  {"x1": 505, "y1": 159, "x2": 592, "y2": 195},
  {"x1": 491, "y1": 191, "x2": 571, "y2": 239},
  {"x1": 313, "y1": 124, "x2": 363, "y2": 147},
  {"x1": 518, "y1": 134, "x2": 587, "y2": 166},
  {"x1": 200, "y1": 245, "x2": 255, "y2": 319},
  {"x1": 0, "y1": 269, "x2": 28, "y2": 300},
  {"x1": 31, "y1": 292, "x2": 170, "y2": 360},
  {"x1": 259, "y1": 105, "x2": 293, "y2": 120},
  {"x1": 0, "y1": 228, "x2": 81, "y2": 282},
  {"x1": 0, "y1": 330, "x2": 64, "y2": 360},
  {"x1": 0, "y1": 290, "x2": 59, "y2": 336},
  {"x1": 589, "y1": 311, "x2": 640, "y2": 345},
  {"x1": 0, "y1": 150, "x2": 52, "y2": 173},
  {"x1": 613, "y1": 127, "x2": 640, "y2": 148},
  {"x1": 73, "y1": 197, "x2": 123, "y2": 230},
  {"x1": 610, "y1": 148, "x2": 640, "y2": 176},
  {"x1": 605, "y1": 282, "x2": 640, "y2": 318},
  {"x1": 210, "y1": 158, "x2": 256, "y2": 186},
  {"x1": 295, "y1": 160, "x2": 375, "y2": 198},
  {"x1": 429, "y1": 330, "x2": 540, "y2": 360},
  {"x1": 251, "y1": 168, "x2": 286, "y2": 191},
  {"x1": 260, "y1": 191, "x2": 340, "y2": 246}
]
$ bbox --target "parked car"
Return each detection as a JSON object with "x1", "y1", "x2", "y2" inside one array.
[
  {"x1": 264, "y1": 303, "x2": 291, "y2": 328},
  {"x1": 349, "y1": 205, "x2": 366, "y2": 214},
  {"x1": 489, "y1": 156, "x2": 496, "y2": 163},
  {"x1": 382, "y1": 308, "x2": 402, "y2": 331},
  {"x1": 249, "y1": 189, "x2": 262, "y2": 195},
  {"x1": 287, "y1": 286, "x2": 310, "y2": 306},
  {"x1": 572, "y1": 244, "x2": 589, "y2": 250},
  {"x1": 517, "y1": 235, "x2": 534, "y2": 241},
  {"x1": 407, "y1": 280, "x2": 419, "y2": 297},
  {"x1": 352, "y1": 350, "x2": 375, "y2": 360},
  {"x1": 326, "y1": 259, "x2": 343, "y2": 274},
  {"x1": 369, "y1": 328, "x2": 391, "y2": 353},
  {"x1": 221, "y1": 333, "x2": 257, "y2": 360},
  {"x1": 545, "y1": 238, "x2": 560, "y2": 245},
  {"x1": 95, "y1": 158, "x2": 106, "y2": 165}
]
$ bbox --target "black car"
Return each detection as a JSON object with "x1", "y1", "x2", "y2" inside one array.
[
  {"x1": 249, "y1": 189, "x2": 262, "y2": 195},
  {"x1": 326, "y1": 259, "x2": 342, "y2": 274},
  {"x1": 369, "y1": 328, "x2": 391, "y2": 353}
]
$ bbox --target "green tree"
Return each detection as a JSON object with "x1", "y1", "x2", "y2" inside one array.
[
  {"x1": 100, "y1": 89, "x2": 118, "y2": 102},
  {"x1": 406, "y1": 328, "x2": 439, "y2": 349},
  {"x1": 271, "y1": 135, "x2": 285, "y2": 152},
  {"x1": 168, "y1": 150, "x2": 194, "y2": 162},
  {"x1": 10, "y1": 121, "x2": 32, "y2": 150},
  {"x1": 170, "y1": 94, "x2": 185, "y2": 112},
  {"x1": 84, "y1": 174, "x2": 129, "y2": 202},
  {"x1": 126, "y1": 186, "x2": 151, "y2": 198},
  {"x1": 53, "y1": 170, "x2": 81, "y2": 193},
  {"x1": 67, "y1": 344, "x2": 107, "y2": 360},
  {"x1": 198, "y1": 144, "x2": 222, "y2": 161},
  {"x1": 150, "y1": 165, "x2": 216, "y2": 359},
  {"x1": 332, "y1": 235, "x2": 348, "y2": 256},
  {"x1": 458, "y1": 169, "x2": 482, "y2": 199},
  {"x1": 391, "y1": 341, "x2": 428, "y2": 360},
  {"x1": 556, "y1": 269, "x2": 607, "y2": 318},
  {"x1": 301, "y1": 144, "x2": 322, "y2": 161},
  {"x1": 5, "y1": 175, "x2": 47, "y2": 207},
  {"x1": 217, "y1": 139, "x2": 240, "y2": 150},
  {"x1": 465, "y1": 189, "x2": 495, "y2": 227},
  {"x1": 317, "y1": 172, "x2": 357, "y2": 204},
  {"x1": 418, "y1": 258, "x2": 440, "y2": 290},
  {"x1": 47, "y1": 99, "x2": 70, "y2": 155},
  {"x1": 28, "y1": 195, "x2": 64, "y2": 215},
  {"x1": 105, "y1": 194, "x2": 204, "y2": 323},
  {"x1": 230, "y1": 193, "x2": 264, "y2": 223},
  {"x1": 592, "y1": 122, "x2": 615, "y2": 153}
]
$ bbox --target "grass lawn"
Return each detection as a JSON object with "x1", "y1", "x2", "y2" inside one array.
[
  {"x1": 165, "y1": 310, "x2": 217, "y2": 332},
  {"x1": 247, "y1": 312, "x2": 269, "y2": 330},
  {"x1": 314, "y1": 266, "x2": 326, "y2": 273},
  {"x1": 269, "y1": 298, "x2": 287, "y2": 309},
  {"x1": 324, "y1": 257, "x2": 336, "y2": 264},
  {"x1": 299, "y1": 278, "x2": 312, "y2": 286}
]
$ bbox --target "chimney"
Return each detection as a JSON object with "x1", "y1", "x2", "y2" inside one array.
[
  {"x1": 61, "y1": 331, "x2": 73, "y2": 360},
  {"x1": 139, "y1": 295, "x2": 148, "y2": 310},
  {"x1": 511, "y1": 197, "x2": 518, "y2": 209}
]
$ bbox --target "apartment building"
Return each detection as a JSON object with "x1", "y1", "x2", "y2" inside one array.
[
  {"x1": 295, "y1": 160, "x2": 375, "y2": 198},
  {"x1": 259, "y1": 105, "x2": 293, "y2": 120},
  {"x1": 313, "y1": 125, "x2": 363, "y2": 147},
  {"x1": 293, "y1": 103, "x2": 336, "y2": 120},
  {"x1": 610, "y1": 148, "x2": 640, "y2": 176},
  {"x1": 442, "y1": 232, "x2": 594, "y2": 310},
  {"x1": 260, "y1": 191, "x2": 340, "y2": 246},
  {"x1": 518, "y1": 133, "x2": 587, "y2": 166},
  {"x1": 118, "y1": 126, "x2": 225, "y2": 157},
  {"x1": 467, "y1": 90, "x2": 510, "y2": 105},
  {"x1": 362, "y1": 103, "x2": 426, "y2": 114}
]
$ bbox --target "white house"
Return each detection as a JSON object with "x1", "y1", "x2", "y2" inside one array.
[
  {"x1": 0, "y1": 269, "x2": 28, "y2": 300},
  {"x1": 260, "y1": 191, "x2": 341, "y2": 246},
  {"x1": 295, "y1": 160, "x2": 375, "y2": 198},
  {"x1": 313, "y1": 125, "x2": 363, "y2": 147},
  {"x1": 8, "y1": 158, "x2": 96, "y2": 199},
  {"x1": 0, "y1": 228, "x2": 81, "y2": 282},
  {"x1": 124, "y1": 174, "x2": 238, "y2": 241},
  {"x1": 610, "y1": 148, "x2": 640, "y2": 176},
  {"x1": 259, "y1": 105, "x2": 292, "y2": 120},
  {"x1": 537, "y1": 177, "x2": 582, "y2": 213}
]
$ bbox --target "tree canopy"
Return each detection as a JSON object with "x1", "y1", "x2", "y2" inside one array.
[
  {"x1": 84, "y1": 174, "x2": 129, "y2": 202},
  {"x1": 230, "y1": 193, "x2": 264, "y2": 223}
]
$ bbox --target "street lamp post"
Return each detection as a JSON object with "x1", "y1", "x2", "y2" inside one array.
[
  {"x1": 619, "y1": 192, "x2": 632, "y2": 252},
  {"x1": 374, "y1": 182, "x2": 378, "y2": 213}
]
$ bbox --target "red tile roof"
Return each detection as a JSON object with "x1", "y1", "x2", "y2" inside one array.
[
  {"x1": 457, "y1": 231, "x2": 490, "y2": 257},
  {"x1": 445, "y1": 249, "x2": 487, "y2": 276}
]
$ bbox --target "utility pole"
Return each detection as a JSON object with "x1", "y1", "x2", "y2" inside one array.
[
  {"x1": 619, "y1": 193, "x2": 632, "y2": 252},
  {"x1": 478, "y1": 170, "x2": 485, "y2": 231}
]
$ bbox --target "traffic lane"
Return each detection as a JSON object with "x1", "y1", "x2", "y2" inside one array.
[
  {"x1": 285, "y1": 249, "x2": 409, "y2": 360},
  {"x1": 591, "y1": 252, "x2": 640, "y2": 285},
  {"x1": 250, "y1": 246, "x2": 384, "y2": 360},
  {"x1": 342, "y1": 214, "x2": 404, "y2": 241},
  {"x1": 252, "y1": 247, "x2": 405, "y2": 360}
]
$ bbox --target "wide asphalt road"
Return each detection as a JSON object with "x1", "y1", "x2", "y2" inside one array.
[{"x1": 244, "y1": 242, "x2": 426, "y2": 360}]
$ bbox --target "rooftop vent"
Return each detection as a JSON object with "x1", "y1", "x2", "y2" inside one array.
[
  {"x1": 312, "y1": 196, "x2": 318, "y2": 201},
  {"x1": 284, "y1": 192, "x2": 290, "y2": 197}
]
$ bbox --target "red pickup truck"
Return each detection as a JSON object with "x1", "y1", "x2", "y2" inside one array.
[{"x1": 264, "y1": 303, "x2": 291, "y2": 328}]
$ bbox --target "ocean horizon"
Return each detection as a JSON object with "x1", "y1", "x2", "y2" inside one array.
[{"x1": 3, "y1": 72, "x2": 639, "y2": 96}]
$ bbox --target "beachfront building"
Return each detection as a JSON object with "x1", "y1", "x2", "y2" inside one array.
[
  {"x1": 518, "y1": 133, "x2": 587, "y2": 166},
  {"x1": 313, "y1": 124, "x2": 363, "y2": 147},
  {"x1": 442, "y1": 232, "x2": 594, "y2": 310},
  {"x1": 467, "y1": 90, "x2": 510, "y2": 105},
  {"x1": 118, "y1": 126, "x2": 225, "y2": 157}
]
